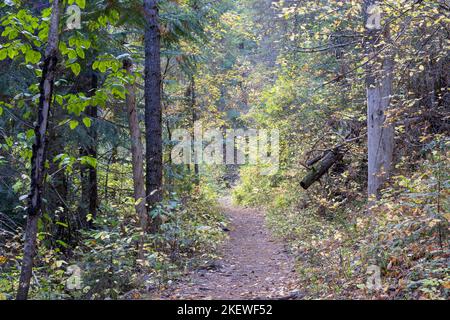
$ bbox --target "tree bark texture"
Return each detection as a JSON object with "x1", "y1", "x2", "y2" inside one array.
[
  {"x1": 364, "y1": 0, "x2": 395, "y2": 200},
  {"x1": 124, "y1": 59, "x2": 148, "y2": 259},
  {"x1": 144, "y1": 0, "x2": 163, "y2": 232},
  {"x1": 17, "y1": 0, "x2": 61, "y2": 300}
]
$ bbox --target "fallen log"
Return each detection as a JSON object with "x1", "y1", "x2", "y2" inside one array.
[
  {"x1": 300, "y1": 150, "x2": 343, "y2": 190},
  {"x1": 306, "y1": 153, "x2": 325, "y2": 167}
]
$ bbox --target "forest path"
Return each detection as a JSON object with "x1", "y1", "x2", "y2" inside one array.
[{"x1": 153, "y1": 197, "x2": 300, "y2": 300}]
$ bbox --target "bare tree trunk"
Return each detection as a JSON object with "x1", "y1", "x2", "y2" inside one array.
[
  {"x1": 364, "y1": 0, "x2": 395, "y2": 201},
  {"x1": 144, "y1": 0, "x2": 163, "y2": 232},
  {"x1": 123, "y1": 59, "x2": 148, "y2": 260},
  {"x1": 366, "y1": 58, "x2": 394, "y2": 199},
  {"x1": 16, "y1": 0, "x2": 61, "y2": 300}
]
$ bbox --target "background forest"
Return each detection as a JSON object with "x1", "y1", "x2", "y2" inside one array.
[{"x1": 0, "y1": 0, "x2": 449, "y2": 300}]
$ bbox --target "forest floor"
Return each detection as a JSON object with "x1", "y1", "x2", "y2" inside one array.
[{"x1": 150, "y1": 197, "x2": 301, "y2": 300}]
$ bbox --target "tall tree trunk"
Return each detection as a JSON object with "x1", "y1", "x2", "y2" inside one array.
[
  {"x1": 144, "y1": 0, "x2": 163, "y2": 232},
  {"x1": 189, "y1": 3, "x2": 200, "y2": 183},
  {"x1": 16, "y1": 0, "x2": 61, "y2": 300},
  {"x1": 79, "y1": 72, "x2": 98, "y2": 228},
  {"x1": 87, "y1": 105, "x2": 98, "y2": 222},
  {"x1": 189, "y1": 76, "x2": 200, "y2": 185},
  {"x1": 123, "y1": 59, "x2": 148, "y2": 260},
  {"x1": 364, "y1": 0, "x2": 395, "y2": 201}
]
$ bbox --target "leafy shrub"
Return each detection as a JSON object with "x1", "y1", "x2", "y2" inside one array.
[
  {"x1": 0, "y1": 183, "x2": 226, "y2": 300},
  {"x1": 230, "y1": 134, "x2": 448, "y2": 299},
  {"x1": 232, "y1": 166, "x2": 276, "y2": 206}
]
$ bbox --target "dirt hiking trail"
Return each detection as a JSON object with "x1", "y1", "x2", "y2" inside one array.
[{"x1": 153, "y1": 197, "x2": 300, "y2": 300}]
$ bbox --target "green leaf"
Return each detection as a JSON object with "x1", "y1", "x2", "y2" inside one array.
[
  {"x1": 12, "y1": 181, "x2": 23, "y2": 193},
  {"x1": 98, "y1": 15, "x2": 108, "y2": 26},
  {"x1": 55, "y1": 95, "x2": 63, "y2": 105},
  {"x1": 76, "y1": 0, "x2": 86, "y2": 9},
  {"x1": 37, "y1": 27, "x2": 48, "y2": 41},
  {"x1": 0, "y1": 49, "x2": 7, "y2": 61},
  {"x1": 69, "y1": 36, "x2": 77, "y2": 47},
  {"x1": 56, "y1": 240, "x2": 68, "y2": 248},
  {"x1": 82, "y1": 117, "x2": 91, "y2": 128},
  {"x1": 67, "y1": 49, "x2": 77, "y2": 60},
  {"x1": 25, "y1": 49, "x2": 41, "y2": 64},
  {"x1": 26, "y1": 129, "x2": 35, "y2": 139},
  {"x1": 98, "y1": 61, "x2": 107, "y2": 73},
  {"x1": 76, "y1": 46, "x2": 85, "y2": 59},
  {"x1": 111, "y1": 61, "x2": 120, "y2": 73},
  {"x1": 59, "y1": 41, "x2": 68, "y2": 54},
  {"x1": 69, "y1": 120, "x2": 79, "y2": 130},
  {"x1": 56, "y1": 222, "x2": 68, "y2": 228},
  {"x1": 70, "y1": 63, "x2": 81, "y2": 76},
  {"x1": 82, "y1": 39, "x2": 91, "y2": 49},
  {"x1": 81, "y1": 156, "x2": 97, "y2": 169},
  {"x1": 7, "y1": 48, "x2": 18, "y2": 59},
  {"x1": 5, "y1": 136, "x2": 13, "y2": 147}
]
